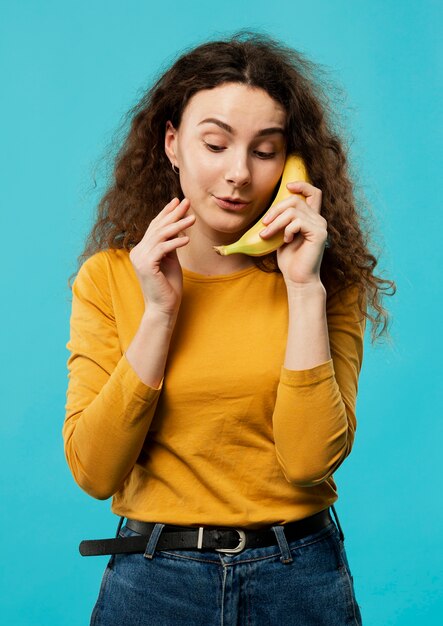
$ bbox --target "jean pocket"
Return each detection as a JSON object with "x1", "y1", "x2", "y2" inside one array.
[{"x1": 326, "y1": 529, "x2": 362, "y2": 624}]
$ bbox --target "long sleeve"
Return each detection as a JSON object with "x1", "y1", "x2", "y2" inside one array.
[
  {"x1": 63, "y1": 252, "x2": 162, "y2": 500},
  {"x1": 63, "y1": 254, "x2": 366, "y2": 526},
  {"x1": 272, "y1": 283, "x2": 365, "y2": 487}
]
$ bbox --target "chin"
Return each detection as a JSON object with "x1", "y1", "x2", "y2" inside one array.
[
  {"x1": 213, "y1": 218, "x2": 251, "y2": 237},
  {"x1": 218, "y1": 208, "x2": 260, "y2": 229}
]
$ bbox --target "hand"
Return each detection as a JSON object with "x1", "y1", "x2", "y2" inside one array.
[
  {"x1": 129, "y1": 197, "x2": 195, "y2": 319},
  {"x1": 259, "y1": 181, "x2": 328, "y2": 287}
]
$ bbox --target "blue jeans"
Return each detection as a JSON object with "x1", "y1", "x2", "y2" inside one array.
[{"x1": 90, "y1": 513, "x2": 363, "y2": 625}]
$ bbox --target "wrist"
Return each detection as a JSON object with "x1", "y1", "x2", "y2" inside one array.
[
  {"x1": 285, "y1": 280, "x2": 326, "y2": 301},
  {"x1": 142, "y1": 306, "x2": 178, "y2": 332}
]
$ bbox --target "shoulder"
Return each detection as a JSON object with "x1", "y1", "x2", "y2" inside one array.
[
  {"x1": 72, "y1": 249, "x2": 134, "y2": 306},
  {"x1": 78, "y1": 247, "x2": 131, "y2": 273},
  {"x1": 75, "y1": 248, "x2": 131, "y2": 285}
]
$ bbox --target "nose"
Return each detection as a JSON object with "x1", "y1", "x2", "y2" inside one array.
[{"x1": 224, "y1": 151, "x2": 251, "y2": 188}]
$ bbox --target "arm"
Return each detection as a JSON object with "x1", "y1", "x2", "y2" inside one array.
[
  {"x1": 259, "y1": 178, "x2": 364, "y2": 486},
  {"x1": 63, "y1": 199, "x2": 195, "y2": 499},
  {"x1": 63, "y1": 253, "x2": 163, "y2": 500},
  {"x1": 283, "y1": 281, "x2": 330, "y2": 371},
  {"x1": 272, "y1": 283, "x2": 366, "y2": 486}
]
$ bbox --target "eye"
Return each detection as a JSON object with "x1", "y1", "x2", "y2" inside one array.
[
  {"x1": 255, "y1": 151, "x2": 276, "y2": 159},
  {"x1": 204, "y1": 142, "x2": 225, "y2": 152}
]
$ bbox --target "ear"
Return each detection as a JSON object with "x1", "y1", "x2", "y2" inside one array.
[{"x1": 164, "y1": 120, "x2": 179, "y2": 168}]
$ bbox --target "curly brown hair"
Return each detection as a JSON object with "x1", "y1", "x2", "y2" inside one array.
[{"x1": 76, "y1": 30, "x2": 395, "y2": 343}]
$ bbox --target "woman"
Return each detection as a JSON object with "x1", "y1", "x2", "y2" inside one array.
[{"x1": 64, "y1": 31, "x2": 394, "y2": 625}]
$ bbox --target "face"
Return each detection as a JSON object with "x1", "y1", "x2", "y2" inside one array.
[{"x1": 165, "y1": 82, "x2": 287, "y2": 242}]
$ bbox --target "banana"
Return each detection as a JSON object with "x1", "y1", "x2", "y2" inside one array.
[{"x1": 213, "y1": 154, "x2": 310, "y2": 257}]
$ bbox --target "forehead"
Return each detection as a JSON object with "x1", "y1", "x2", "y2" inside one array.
[{"x1": 181, "y1": 83, "x2": 286, "y2": 129}]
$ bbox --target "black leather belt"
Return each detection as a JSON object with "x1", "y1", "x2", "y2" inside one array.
[{"x1": 79, "y1": 507, "x2": 339, "y2": 557}]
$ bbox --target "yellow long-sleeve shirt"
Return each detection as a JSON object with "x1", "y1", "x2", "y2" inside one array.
[{"x1": 64, "y1": 248, "x2": 365, "y2": 528}]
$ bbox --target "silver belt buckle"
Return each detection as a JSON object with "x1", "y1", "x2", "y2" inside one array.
[{"x1": 215, "y1": 529, "x2": 247, "y2": 554}]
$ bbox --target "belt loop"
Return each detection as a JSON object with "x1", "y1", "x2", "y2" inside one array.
[
  {"x1": 330, "y1": 505, "x2": 345, "y2": 542},
  {"x1": 115, "y1": 516, "x2": 125, "y2": 538},
  {"x1": 143, "y1": 523, "x2": 165, "y2": 560},
  {"x1": 271, "y1": 525, "x2": 293, "y2": 564}
]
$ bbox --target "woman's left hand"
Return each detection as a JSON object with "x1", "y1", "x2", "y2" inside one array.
[{"x1": 260, "y1": 181, "x2": 328, "y2": 287}]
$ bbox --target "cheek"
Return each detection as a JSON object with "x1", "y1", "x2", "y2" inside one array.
[
  {"x1": 258, "y1": 176, "x2": 280, "y2": 207},
  {"x1": 180, "y1": 153, "x2": 218, "y2": 194}
]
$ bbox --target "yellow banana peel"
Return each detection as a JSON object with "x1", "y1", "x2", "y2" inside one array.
[{"x1": 213, "y1": 154, "x2": 310, "y2": 257}]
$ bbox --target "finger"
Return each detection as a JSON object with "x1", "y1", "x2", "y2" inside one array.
[
  {"x1": 160, "y1": 197, "x2": 182, "y2": 216},
  {"x1": 155, "y1": 235, "x2": 191, "y2": 257},
  {"x1": 140, "y1": 234, "x2": 190, "y2": 269},
  {"x1": 260, "y1": 207, "x2": 313, "y2": 238},
  {"x1": 282, "y1": 218, "x2": 302, "y2": 243},
  {"x1": 131, "y1": 212, "x2": 194, "y2": 262},
  {"x1": 286, "y1": 182, "x2": 322, "y2": 213},
  {"x1": 262, "y1": 196, "x2": 307, "y2": 225},
  {"x1": 143, "y1": 199, "x2": 191, "y2": 241},
  {"x1": 138, "y1": 218, "x2": 194, "y2": 260},
  {"x1": 159, "y1": 198, "x2": 193, "y2": 228},
  {"x1": 152, "y1": 197, "x2": 190, "y2": 225},
  {"x1": 140, "y1": 199, "x2": 179, "y2": 240},
  {"x1": 154, "y1": 214, "x2": 195, "y2": 243},
  {"x1": 167, "y1": 197, "x2": 191, "y2": 216},
  {"x1": 283, "y1": 220, "x2": 329, "y2": 245}
]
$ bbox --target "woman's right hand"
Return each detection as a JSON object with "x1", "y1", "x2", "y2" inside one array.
[{"x1": 129, "y1": 197, "x2": 195, "y2": 321}]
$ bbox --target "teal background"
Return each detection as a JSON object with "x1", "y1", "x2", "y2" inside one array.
[{"x1": 1, "y1": 1, "x2": 441, "y2": 624}]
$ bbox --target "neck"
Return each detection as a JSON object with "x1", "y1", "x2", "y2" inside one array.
[{"x1": 177, "y1": 227, "x2": 255, "y2": 276}]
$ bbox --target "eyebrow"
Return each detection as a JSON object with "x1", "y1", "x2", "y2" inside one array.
[{"x1": 198, "y1": 118, "x2": 285, "y2": 137}]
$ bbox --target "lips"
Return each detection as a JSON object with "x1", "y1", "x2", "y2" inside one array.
[{"x1": 213, "y1": 196, "x2": 251, "y2": 211}]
